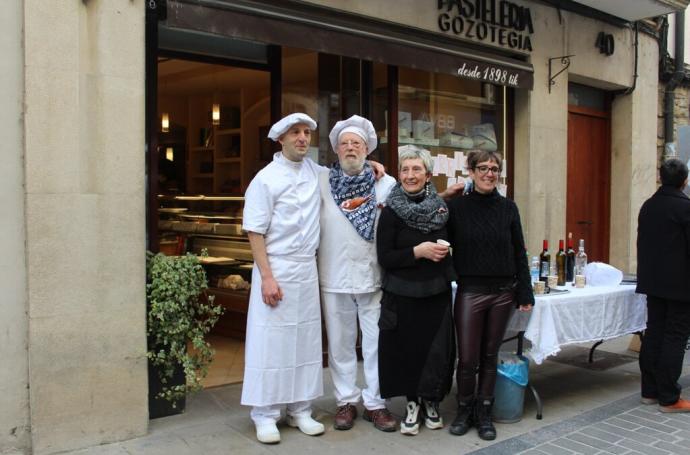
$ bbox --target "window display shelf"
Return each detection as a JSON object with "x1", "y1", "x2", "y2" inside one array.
[
  {"x1": 394, "y1": 69, "x2": 506, "y2": 195},
  {"x1": 398, "y1": 85, "x2": 498, "y2": 109},
  {"x1": 216, "y1": 128, "x2": 241, "y2": 136}
]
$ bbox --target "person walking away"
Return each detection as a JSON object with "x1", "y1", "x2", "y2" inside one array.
[{"x1": 637, "y1": 158, "x2": 690, "y2": 413}]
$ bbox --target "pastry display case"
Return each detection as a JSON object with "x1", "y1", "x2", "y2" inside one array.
[{"x1": 158, "y1": 194, "x2": 252, "y2": 339}]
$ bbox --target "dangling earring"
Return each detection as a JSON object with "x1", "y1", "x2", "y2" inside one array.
[{"x1": 425, "y1": 181, "x2": 430, "y2": 197}]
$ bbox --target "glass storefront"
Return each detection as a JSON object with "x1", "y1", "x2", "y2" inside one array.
[{"x1": 153, "y1": 29, "x2": 513, "y2": 389}]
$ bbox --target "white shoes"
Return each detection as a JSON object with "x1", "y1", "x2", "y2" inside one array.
[
  {"x1": 286, "y1": 414, "x2": 325, "y2": 436},
  {"x1": 255, "y1": 422, "x2": 281, "y2": 444},
  {"x1": 422, "y1": 399, "x2": 444, "y2": 430},
  {"x1": 400, "y1": 401, "x2": 421, "y2": 436}
]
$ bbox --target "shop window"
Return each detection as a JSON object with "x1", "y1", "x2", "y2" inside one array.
[
  {"x1": 369, "y1": 63, "x2": 389, "y2": 165},
  {"x1": 157, "y1": 58, "x2": 270, "y2": 196},
  {"x1": 281, "y1": 48, "x2": 389, "y2": 166},
  {"x1": 395, "y1": 68, "x2": 507, "y2": 195}
]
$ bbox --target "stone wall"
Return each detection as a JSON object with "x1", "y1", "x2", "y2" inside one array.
[
  {"x1": 0, "y1": 0, "x2": 31, "y2": 453},
  {"x1": 23, "y1": 1, "x2": 148, "y2": 453}
]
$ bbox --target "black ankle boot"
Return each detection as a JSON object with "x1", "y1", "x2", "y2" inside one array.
[
  {"x1": 475, "y1": 397, "x2": 496, "y2": 440},
  {"x1": 449, "y1": 396, "x2": 474, "y2": 436}
]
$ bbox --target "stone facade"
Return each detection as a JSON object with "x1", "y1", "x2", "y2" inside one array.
[
  {"x1": 0, "y1": 0, "x2": 30, "y2": 453},
  {"x1": 1, "y1": 1, "x2": 149, "y2": 454},
  {"x1": 302, "y1": 0, "x2": 657, "y2": 271}
]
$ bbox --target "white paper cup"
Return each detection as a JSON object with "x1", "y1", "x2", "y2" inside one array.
[
  {"x1": 436, "y1": 239, "x2": 450, "y2": 247},
  {"x1": 533, "y1": 281, "x2": 545, "y2": 295},
  {"x1": 575, "y1": 275, "x2": 586, "y2": 288},
  {"x1": 547, "y1": 275, "x2": 558, "y2": 289}
]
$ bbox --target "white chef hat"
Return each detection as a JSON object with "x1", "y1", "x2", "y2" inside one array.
[
  {"x1": 328, "y1": 115, "x2": 378, "y2": 155},
  {"x1": 267, "y1": 113, "x2": 317, "y2": 142}
]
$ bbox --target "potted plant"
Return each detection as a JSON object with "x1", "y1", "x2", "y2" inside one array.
[{"x1": 146, "y1": 251, "x2": 224, "y2": 418}]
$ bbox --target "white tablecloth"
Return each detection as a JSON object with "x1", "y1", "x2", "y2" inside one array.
[{"x1": 506, "y1": 284, "x2": 647, "y2": 364}]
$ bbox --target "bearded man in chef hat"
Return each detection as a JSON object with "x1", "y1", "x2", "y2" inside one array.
[
  {"x1": 317, "y1": 115, "x2": 399, "y2": 432},
  {"x1": 241, "y1": 113, "x2": 326, "y2": 444}
]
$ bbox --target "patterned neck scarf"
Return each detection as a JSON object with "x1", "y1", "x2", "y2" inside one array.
[
  {"x1": 386, "y1": 181, "x2": 448, "y2": 233},
  {"x1": 329, "y1": 162, "x2": 377, "y2": 241}
]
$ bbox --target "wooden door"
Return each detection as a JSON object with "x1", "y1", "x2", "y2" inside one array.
[{"x1": 567, "y1": 106, "x2": 611, "y2": 262}]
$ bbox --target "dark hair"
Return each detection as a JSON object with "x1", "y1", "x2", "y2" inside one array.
[
  {"x1": 660, "y1": 158, "x2": 689, "y2": 188},
  {"x1": 466, "y1": 150, "x2": 503, "y2": 172}
]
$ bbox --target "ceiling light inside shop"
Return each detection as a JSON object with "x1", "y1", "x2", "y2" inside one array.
[
  {"x1": 212, "y1": 103, "x2": 220, "y2": 126},
  {"x1": 161, "y1": 112, "x2": 170, "y2": 132}
]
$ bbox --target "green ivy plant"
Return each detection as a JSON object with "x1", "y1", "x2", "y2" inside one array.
[{"x1": 146, "y1": 251, "x2": 224, "y2": 405}]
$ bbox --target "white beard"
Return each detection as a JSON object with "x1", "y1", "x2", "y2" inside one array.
[{"x1": 340, "y1": 156, "x2": 366, "y2": 175}]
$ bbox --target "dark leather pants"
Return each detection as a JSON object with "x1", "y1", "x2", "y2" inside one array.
[{"x1": 454, "y1": 291, "x2": 514, "y2": 398}]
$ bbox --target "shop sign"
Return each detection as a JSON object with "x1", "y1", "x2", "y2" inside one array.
[
  {"x1": 437, "y1": 0, "x2": 534, "y2": 53},
  {"x1": 456, "y1": 57, "x2": 532, "y2": 89}
]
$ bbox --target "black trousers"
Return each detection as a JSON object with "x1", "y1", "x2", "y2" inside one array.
[
  {"x1": 454, "y1": 291, "x2": 514, "y2": 398},
  {"x1": 639, "y1": 296, "x2": 690, "y2": 406}
]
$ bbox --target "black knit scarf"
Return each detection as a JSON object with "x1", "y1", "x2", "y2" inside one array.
[{"x1": 386, "y1": 181, "x2": 448, "y2": 233}]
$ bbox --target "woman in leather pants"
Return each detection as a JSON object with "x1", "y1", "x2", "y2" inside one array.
[{"x1": 446, "y1": 150, "x2": 534, "y2": 440}]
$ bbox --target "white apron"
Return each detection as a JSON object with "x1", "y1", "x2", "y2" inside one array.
[
  {"x1": 241, "y1": 253, "x2": 323, "y2": 406},
  {"x1": 241, "y1": 152, "x2": 324, "y2": 406}
]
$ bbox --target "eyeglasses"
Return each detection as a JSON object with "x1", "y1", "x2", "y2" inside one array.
[
  {"x1": 475, "y1": 165, "x2": 500, "y2": 175},
  {"x1": 339, "y1": 139, "x2": 364, "y2": 149}
]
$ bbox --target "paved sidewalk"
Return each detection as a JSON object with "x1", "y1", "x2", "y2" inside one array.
[
  {"x1": 474, "y1": 378, "x2": 690, "y2": 455},
  {"x1": 61, "y1": 337, "x2": 690, "y2": 455}
]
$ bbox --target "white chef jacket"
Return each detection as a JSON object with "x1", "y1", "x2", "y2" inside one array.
[
  {"x1": 241, "y1": 152, "x2": 326, "y2": 407},
  {"x1": 317, "y1": 172, "x2": 396, "y2": 293}
]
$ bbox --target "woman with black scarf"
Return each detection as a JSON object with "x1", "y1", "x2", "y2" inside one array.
[{"x1": 376, "y1": 145, "x2": 457, "y2": 436}]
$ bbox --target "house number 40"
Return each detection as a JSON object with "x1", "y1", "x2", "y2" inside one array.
[{"x1": 596, "y1": 32, "x2": 615, "y2": 56}]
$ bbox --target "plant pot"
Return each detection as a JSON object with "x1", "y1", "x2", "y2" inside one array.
[{"x1": 148, "y1": 358, "x2": 186, "y2": 419}]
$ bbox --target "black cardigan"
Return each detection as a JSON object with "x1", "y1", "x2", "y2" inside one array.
[
  {"x1": 637, "y1": 185, "x2": 690, "y2": 302},
  {"x1": 376, "y1": 206, "x2": 457, "y2": 297},
  {"x1": 446, "y1": 189, "x2": 534, "y2": 307}
]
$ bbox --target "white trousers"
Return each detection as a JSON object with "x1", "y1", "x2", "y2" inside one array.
[
  {"x1": 250, "y1": 400, "x2": 312, "y2": 425},
  {"x1": 321, "y1": 291, "x2": 385, "y2": 410}
]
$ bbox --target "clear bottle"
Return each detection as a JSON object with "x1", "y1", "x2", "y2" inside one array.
[
  {"x1": 539, "y1": 240, "x2": 550, "y2": 282},
  {"x1": 530, "y1": 256, "x2": 540, "y2": 284},
  {"x1": 574, "y1": 239, "x2": 588, "y2": 282},
  {"x1": 565, "y1": 233, "x2": 576, "y2": 283},
  {"x1": 556, "y1": 239, "x2": 566, "y2": 286}
]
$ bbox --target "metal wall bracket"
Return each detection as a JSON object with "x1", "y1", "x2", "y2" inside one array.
[{"x1": 548, "y1": 55, "x2": 574, "y2": 93}]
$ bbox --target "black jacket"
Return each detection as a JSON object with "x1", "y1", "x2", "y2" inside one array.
[{"x1": 636, "y1": 185, "x2": 690, "y2": 302}]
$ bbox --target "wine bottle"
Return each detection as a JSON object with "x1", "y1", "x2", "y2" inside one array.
[
  {"x1": 565, "y1": 233, "x2": 576, "y2": 283},
  {"x1": 556, "y1": 239, "x2": 566, "y2": 286},
  {"x1": 539, "y1": 239, "x2": 550, "y2": 282},
  {"x1": 574, "y1": 239, "x2": 588, "y2": 282}
]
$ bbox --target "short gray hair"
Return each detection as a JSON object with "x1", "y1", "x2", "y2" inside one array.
[{"x1": 398, "y1": 145, "x2": 433, "y2": 173}]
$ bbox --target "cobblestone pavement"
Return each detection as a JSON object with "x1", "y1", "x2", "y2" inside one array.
[{"x1": 472, "y1": 379, "x2": 690, "y2": 455}]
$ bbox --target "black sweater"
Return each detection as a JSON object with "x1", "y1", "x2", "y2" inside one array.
[
  {"x1": 377, "y1": 206, "x2": 457, "y2": 297},
  {"x1": 447, "y1": 189, "x2": 534, "y2": 306}
]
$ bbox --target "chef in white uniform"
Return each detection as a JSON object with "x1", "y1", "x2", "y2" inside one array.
[
  {"x1": 318, "y1": 115, "x2": 398, "y2": 432},
  {"x1": 242, "y1": 113, "x2": 325, "y2": 444}
]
